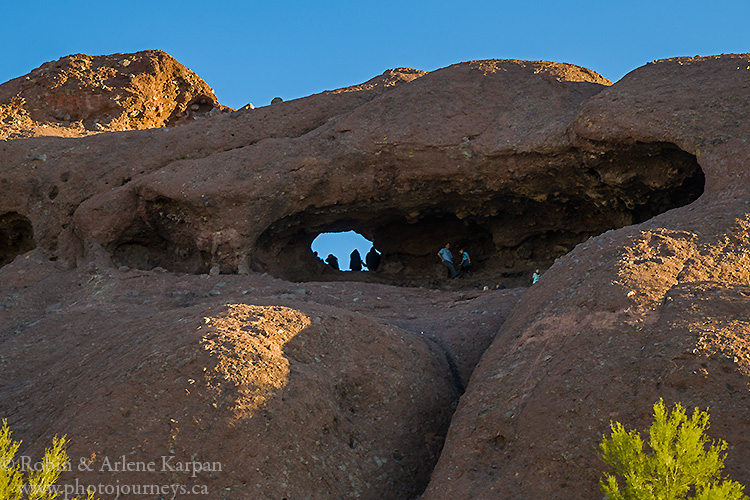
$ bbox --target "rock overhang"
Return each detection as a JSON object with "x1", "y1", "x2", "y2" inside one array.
[
  {"x1": 1, "y1": 57, "x2": 727, "y2": 290},
  {"x1": 82, "y1": 132, "x2": 704, "y2": 288},
  {"x1": 252, "y1": 140, "x2": 704, "y2": 285}
]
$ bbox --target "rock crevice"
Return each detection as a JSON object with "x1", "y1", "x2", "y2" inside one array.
[{"x1": 0, "y1": 212, "x2": 35, "y2": 267}]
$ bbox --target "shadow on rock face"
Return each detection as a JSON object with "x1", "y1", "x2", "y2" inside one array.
[
  {"x1": 111, "y1": 197, "x2": 211, "y2": 274},
  {"x1": 0, "y1": 212, "x2": 35, "y2": 268}
]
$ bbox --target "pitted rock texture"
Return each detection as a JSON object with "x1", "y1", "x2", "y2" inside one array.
[
  {"x1": 0, "y1": 58, "x2": 704, "y2": 291},
  {"x1": 0, "y1": 50, "x2": 229, "y2": 141},
  {"x1": 2, "y1": 52, "x2": 750, "y2": 499},
  {"x1": 1, "y1": 249, "x2": 505, "y2": 500},
  {"x1": 422, "y1": 54, "x2": 750, "y2": 499}
]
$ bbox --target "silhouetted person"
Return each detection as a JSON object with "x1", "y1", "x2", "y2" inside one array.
[
  {"x1": 365, "y1": 247, "x2": 381, "y2": 272},
  {"x1": 325, "y1": 254, "x2": 339, "y2": 270},
  {"x1": 349, "y1": 249, "x2": 363, "y2": 271}
]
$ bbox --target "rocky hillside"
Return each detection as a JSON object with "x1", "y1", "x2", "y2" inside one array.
[
  {"x1": 0, "y1": 50, "x2": 229, "y2": 141},
  {"x1": 1, "y1": 51, "x2": 749, "y2": 499}
]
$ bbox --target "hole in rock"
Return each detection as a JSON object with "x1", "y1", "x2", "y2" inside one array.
[
  {"x1": 0, "y1": 212, "x2": 36, "y2": 268},
  {"x1": 107, "y1": 142, "x2": 704, "y2": 287},
  {"x1": 186, "y1": 95, "x2": 214, "y2": 114},
  {"x1": 110, "y1": 197, "x2": 210, "y2": 274},
  {"x1": 255, "y1": 141, "x2": 705, "y2": 288},
  {"x1": 311, "y1": 231, "x2": 375, "y2": 272}
]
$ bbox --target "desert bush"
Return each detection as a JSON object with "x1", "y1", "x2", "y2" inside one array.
[
  {"x1": 1, "y1": 419, "x2": 95, "y2": 500},
  {"x1": 598, "y1": 400, "x2": 747, "y2": 500}
]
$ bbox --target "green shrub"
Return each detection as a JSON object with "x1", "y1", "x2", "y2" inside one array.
[
  {"x1": 1, "y1": 419, "x2": 95, "y2": 500},
  {"x1": 599, "y1": 400, "x2": 747, "y2": 500}
]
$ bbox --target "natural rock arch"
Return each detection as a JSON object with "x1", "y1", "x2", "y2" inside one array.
[
  {"x1": 60, "y1": 59, "x2": 707, "y2": 290},
  {"x1": 254, "y1": 141, "x2": 704, "y2": 286},
  {"x1": 101, "y1": 141, "x2": 704, "y2": 287}
]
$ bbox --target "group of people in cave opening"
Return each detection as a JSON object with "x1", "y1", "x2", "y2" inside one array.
[
  {"x1": 324, "y1": 247, "x2": 381, "y2": 272},
  {"x1": 324, "y1": 243, "x2": 475, "y2": 279},
  {"x1": 438, "y1": 242, "x2": 471, "y2": 279},
  {"x1": 321, "y1": 240, "x2": 546, "y2": 286}
]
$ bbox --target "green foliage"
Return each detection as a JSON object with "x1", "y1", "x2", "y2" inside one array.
[
  {"x1": 0, "y1": 420, "x2": 95, "y2": 500},
  {"x1": 1, "y1": 421, "x2": 23, "y2": 500},
  {"x1": 599, "y1": 400, "x2": 748, "y2": 500}
]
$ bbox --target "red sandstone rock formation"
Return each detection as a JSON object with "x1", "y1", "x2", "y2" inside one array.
[
  {"x1": 0, "y1": 248, "x2": 480, "y2": 499},
  {"x1": 5, "y1": 57, "x2": 701, "y2": 290},
  {"x1": 422, "y1": 54, "x2": 750, "y2": 499},
  {"x1": 2, "y1": 51, "x2": 750, "y2": 499},
  {"x1": 0, "y1": 50, "x2": 229, "y2": 141}
]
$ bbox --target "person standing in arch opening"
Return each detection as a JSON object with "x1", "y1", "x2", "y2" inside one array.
[
  {"x1": 438, "y1": 243, "x2": 459, "y2": 278},
  {"x1": 349, "y1": 249, "x2": 363, "y2": 271},
  {"x1": 325, "y1": 254, "x2": 339, "y2": 270},
  {"x1": 458, "y1": 248, "x2": 472, "y2": 273},
  {"x1": 365, "y1": 247, "x2": 381, "y2": 272}
]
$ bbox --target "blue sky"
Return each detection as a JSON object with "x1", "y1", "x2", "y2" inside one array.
[
  {"x1": 2, "y1": 0, "x2": 748, "y2": 265},
  {"x1": 3, "y1": 1, "x2": 748, "y2": 109}
]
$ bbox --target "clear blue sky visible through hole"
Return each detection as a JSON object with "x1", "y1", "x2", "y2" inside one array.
[{"x1": 311, "y1": 231, "x2": 374, "y2": 271}]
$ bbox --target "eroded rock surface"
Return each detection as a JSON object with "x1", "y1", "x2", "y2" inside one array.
[
  {"x1": 422, "y1": 54, "x2": 750, "y2": 499},
  {"x1": 0, "y1": 248, "x2": 522, "y2": 499},
  {"x1": 0, "y1": 50, "x2": 229, "y2": 140},
  {"x1": 1, "y1": 58, "x2": 705, "y2": 290},
  {"x1": 2, "y1": 52, "x2": 750, "y2": 499}
]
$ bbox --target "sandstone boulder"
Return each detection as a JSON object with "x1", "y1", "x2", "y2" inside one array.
[
  {"x1": 0, "y1": 50, "x2": 229, "y2": 141},
  {"x1": 2, "y1": 249, "x2": 507, "y2": 499}
]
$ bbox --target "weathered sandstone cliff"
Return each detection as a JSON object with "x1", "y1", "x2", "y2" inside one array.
[{"x1": 1, "y1": 51, "x2": 749, "y2": 499}]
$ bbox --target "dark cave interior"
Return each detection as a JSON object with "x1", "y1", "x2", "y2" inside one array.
[
  {"x1": 0, "y1": 212, "x2": 36, "y2": 268},
  {"x1": 255, "y1": 141, "x2": 704, "y2": 287},
  {"x1": 102, "y1": 141, "x2": 704, "y2": 289}
]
